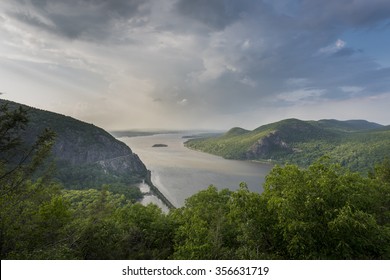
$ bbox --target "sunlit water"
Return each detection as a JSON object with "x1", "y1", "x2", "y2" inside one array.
[{"x1": 120, "y1": 133, "x2": 273, "y2": 208}]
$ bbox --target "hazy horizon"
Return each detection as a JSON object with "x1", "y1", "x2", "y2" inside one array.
[
  {"x1": 1, "y1": 1, "x2": 390, "y2": 131},
  {"x1": 1, "y1": 96, "x2": 388, "y2": 132},
  {"x1": 107, "y1": 118, "x2": 388, "y2": 132}
]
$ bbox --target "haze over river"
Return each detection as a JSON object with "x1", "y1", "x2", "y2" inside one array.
[{"x1": 120, "y1": 133, "x2": 273, "y2": 207}]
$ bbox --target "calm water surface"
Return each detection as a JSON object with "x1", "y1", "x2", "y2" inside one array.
[{"x1": 121, "y1": 133, "x2": 273, "y2": 207}]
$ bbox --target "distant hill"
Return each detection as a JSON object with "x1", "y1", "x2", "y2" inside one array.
[
  {"x1": 185, "y1": 118, "x2": 390, "y2": 172},
  {"x1": 314, "y1": 119, "x2": 383, "y2": 132},
  {"x1": 0, "y1": 99, "x2": 147, "y2": 189}
]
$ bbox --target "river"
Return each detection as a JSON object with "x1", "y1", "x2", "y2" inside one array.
[{"x1": 120, "y1": 133, "x2": 273, "y2": 208}]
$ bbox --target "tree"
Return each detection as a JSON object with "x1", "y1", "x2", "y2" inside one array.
[
  {"x1": 262, "y1": 158, "x2": 390, "y2": 259},
  {"x1": 171, "y1": 185, "x2": 238, "y2": 259},
  {"x1": 372, "y1": 157, "x2": 390, "y2": 184},
  {"x1": 0, "y1": 102, "x2": 62, "y2": 259},
  {"x1": 228, "y1": 183, "x2": 275, "y2": 259},
  {"x1": 0, "y1": 103, "x2": 56, "y2": 197},
  {"x1": 114, "y1": 203, "x2": 174, "y2": 259}
]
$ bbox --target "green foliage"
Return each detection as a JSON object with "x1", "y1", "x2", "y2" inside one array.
[
  {"x1": 54, "y1": 161, "x2": 143, "y2": 201},
  {"x1": 0, "y1": 99, "x2": 147, "y2": 193},
  {"x1": 106, "y1": 183, "x2": 143, "y2": 203},
  {"x1": 0, "y1": 102, "x2": 152, "y2": 259},
  {"x1": 262, "y1": 158, "x2": 390, "y2": 259},
  {"x1": 2, "y1": 156, "x2": 390, "y2": 259},
  {"x1": 170, "y1": 158, "x2": 390, "y2": 260},
  {"x1": 0, "y1": 102, "x2": 71, "y2": 259},
  {"x1": 227, "y1": 183, "x2": 274, "y2": 259},
  {"x1": 64, "y1": 188, "x2": 174, "y2": 260},
  {"x1": 171, "y1": 186, "x2": 238, "y2": 259},
  {"x1": 2, "y1": 102, "x2": 390, "y2": 259},
  {"x1": 372, "y1": 157, "x2": 390, "y2": 184},
  {"x1": 0, "y1": 178, "x2": 73, "y2": 259},
  {"x1": 0, "y1": 103, "x2": 28, "y2": 155},
  {"x1": 185, "y1": 118, "x2": 390, "y2": 173},
  {"x1": 113, "y1": 203, "x2": 174, "y2": 259}
]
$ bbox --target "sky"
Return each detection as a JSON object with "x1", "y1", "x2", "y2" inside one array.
[{"x1": 1, "y1": 0, "x2": 390, "y2": 130}]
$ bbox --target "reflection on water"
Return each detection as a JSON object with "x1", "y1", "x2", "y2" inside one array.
[{"x1": 121, "y1": 133, "x2": 273, "y2": 207}]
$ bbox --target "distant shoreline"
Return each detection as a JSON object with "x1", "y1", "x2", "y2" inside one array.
[
  {"x1": 110, "y1": 130, "x2": 183, "y2": 138},
  {"x1": 111, "y1": 130, "x2": 224, "y2": 139}
]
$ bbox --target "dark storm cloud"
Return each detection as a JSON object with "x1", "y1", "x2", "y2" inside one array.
[
  {"x1": 290, "y1": 0, "x2": 390, "y2": 28},
  {"x1": 57, "y1": 0, "x2": 390, "y2": 125},
  {"x1": 145, "y1": 0, "x2": 390, "y2": 117},
  {"x1": 8, "y1": 0, "x2": 151, "y2": 40},
  {"x1": 2, "y1": 0, "x2": 390, "y2": 128},
  {"x1": 174, "y1": 0, "x2": 256, "y2": 30},
  {"x1": 196, "y1": 1, "x2": 390, "y2": 106}
]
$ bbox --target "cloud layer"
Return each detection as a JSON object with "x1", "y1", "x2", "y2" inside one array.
[{"x1": 1, "y1": 0, "x2": 390, "y2": 129}]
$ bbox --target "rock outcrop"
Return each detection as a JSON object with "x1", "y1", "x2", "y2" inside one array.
[
  {"x1": 246, "y1": 131, "x2": 292, "y2": 159},
  {"x1": 0, "y1": 99, "x2": 147, "y2": 180}
]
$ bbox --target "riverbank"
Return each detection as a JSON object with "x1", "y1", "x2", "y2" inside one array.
[
  {"x1": 145, "y1": 170, "x2": 176, "y2": 210},
  {"x1": 121, "y1": 133, "x2": 272, "y2": 207}
]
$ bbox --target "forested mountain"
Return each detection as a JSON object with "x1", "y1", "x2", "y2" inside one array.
[
  {"x1": 1, "y1": 100, "x2": 390, "y2": 260},
  {"x1": 185, "y1": 118, "x2": 390, "y2": 172},
  {"x1": 0, "y1": 99, "x2": 147, "y2": 189}
]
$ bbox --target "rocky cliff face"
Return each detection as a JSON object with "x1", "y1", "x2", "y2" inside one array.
[
  {"x1": 96, "y1": 153, "x2": 147, "y2": 175},
  {"x1": 246, "y1": 131, "x2": 292, "y2": 159},
  {"x1": 48, "y1": 123, "x2": 147, "y2": 176},
  {"x1": 50, "y1": 126, "x2": 147, "y2": 176},
  {"x1": 1, "y1": 99, "x2": 147, "y2": 179}
]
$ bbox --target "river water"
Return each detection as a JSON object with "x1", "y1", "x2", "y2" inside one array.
[{"x1": 120, "y1": 133, "x2": 273, "y2": 208}]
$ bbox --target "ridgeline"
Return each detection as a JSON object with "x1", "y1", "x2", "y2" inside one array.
[{"x1": 185, "y1": 118, "x2": 390, "y2": 173}]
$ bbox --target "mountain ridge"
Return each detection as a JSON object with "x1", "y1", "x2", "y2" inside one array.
[
  {"x1": 0, "y1": 98, "x2": 147, "y2": 187},
  {"x1": 185, "y1": 118, "x2": 389, "y2": 172}
]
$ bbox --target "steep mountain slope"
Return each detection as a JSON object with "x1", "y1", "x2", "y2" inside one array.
[
  {"x1": 185, "y1": 118, "x2": 389, "y2": 172},
  {"x1": 0, "y1": 99, "x2": 147, "y2": 188}
]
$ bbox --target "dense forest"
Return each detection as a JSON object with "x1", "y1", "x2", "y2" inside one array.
[
  {"x1": 1, "y1": 103, "x2": 390, "y2": 260},
  {"x1": 0, "y1": 99, "x2": 146, "y2": 201},
  {"x1": 185, "y1": 118, "x2": 390, "y2": 173}
]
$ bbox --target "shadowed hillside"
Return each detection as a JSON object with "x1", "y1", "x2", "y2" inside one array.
[{"x1": 0, "y1": 99, "x2": 147, "y2": 189}]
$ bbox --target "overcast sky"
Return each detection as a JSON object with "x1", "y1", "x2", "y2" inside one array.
[{"x1": 1, "y1": 0, "x2": 390, "y2": 130}]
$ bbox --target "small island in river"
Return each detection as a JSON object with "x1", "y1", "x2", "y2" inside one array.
[{"x1": 152, "y1": 144, "x2": 168, "y2": 147}]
